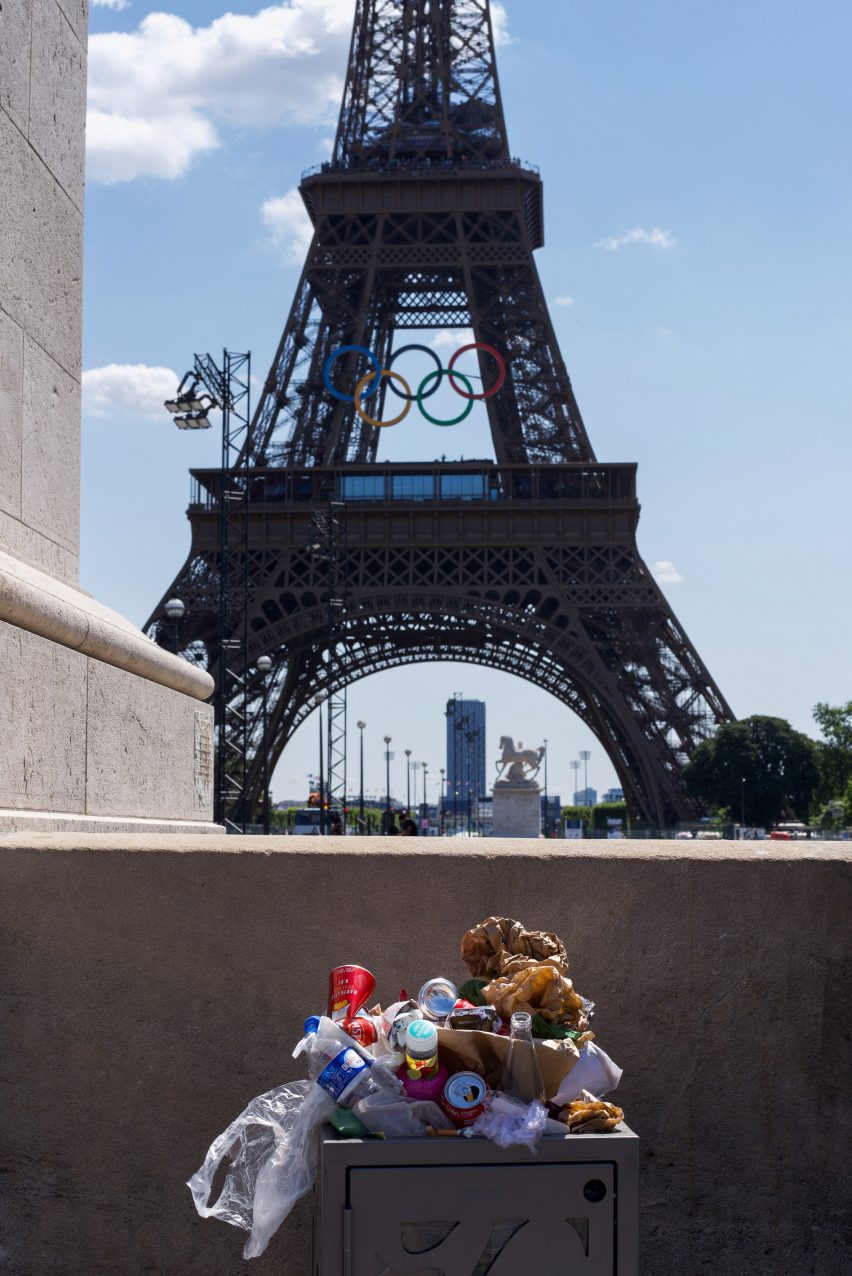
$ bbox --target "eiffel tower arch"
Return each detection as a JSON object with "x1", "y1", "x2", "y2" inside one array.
[{"x1": 146, "y1": 0, "x2": 732, "y2": 828}]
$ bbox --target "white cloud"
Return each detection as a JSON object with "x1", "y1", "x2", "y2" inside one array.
[
  {"x1": 82, "y1": 364, "x2": 179, "y2": 419},
  {"x1": 91, "y1": 0, "x2": 131, "y2": 11},
  {"x1": 86, "y1": 2, "x2": 356, "y2": 183},
  {"x1": 429, "y1": 328, "x2": 475, "y2": 350},
  {"x1": 491, "y1": 2, "x2": 513, "y2": 47},
  {"x1": 261, "y1": 188, "x2": 314, "y2": 261},
  {"x1": 554, "y1": 295, "x2": 574, "y2": 307},
  {"x1": 87, "y1": 1, "x2": 515, "y2": 184},
  {"x1": 652, "y1": 560, "x2": 684, "y2": 586},
  {"x1": 594, "y1": 227, "x2": 677, "y2": 253}
]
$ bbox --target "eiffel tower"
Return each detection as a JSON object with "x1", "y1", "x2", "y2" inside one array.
[{"x1": 147, "y1": 0, "x2": 732, "y2": 829}]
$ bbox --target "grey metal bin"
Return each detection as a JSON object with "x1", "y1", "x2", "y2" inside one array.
[{"x1": 313, "y1": 1125, "x2": 638, "y2": 1275}]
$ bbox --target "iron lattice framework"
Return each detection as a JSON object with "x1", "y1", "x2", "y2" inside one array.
[{"x1": 146, "y1": 0, "x2": 732, "y2": 827}]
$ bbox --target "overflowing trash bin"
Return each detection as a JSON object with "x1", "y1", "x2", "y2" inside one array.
[{"x1": 189, "y1": 917, "x2": 638, "y2": 1273}]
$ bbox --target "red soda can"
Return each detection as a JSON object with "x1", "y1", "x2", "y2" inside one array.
[
  {"x1": 441, "y1": 1072, "x2": 488, "y2": 1128},
  {"x1": 343, "y1": 1016, "x2": 378, "y2": 1047},
  {"x1": 328, "y1": 965, "x2": 376, "y2": 1023}
]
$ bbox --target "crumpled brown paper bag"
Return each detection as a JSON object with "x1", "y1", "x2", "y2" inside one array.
[
  {"x1": 461, "y1": 917, "x2": 569, "y2": 979},
  {"x1": 482, "y1": 959, "x2": 585, "y2": 1026},
  {"x1": 437, "y1": 1027, "x2": 579, "y2": 1098}
]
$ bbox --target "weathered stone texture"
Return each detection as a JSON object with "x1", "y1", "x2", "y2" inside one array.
[
  {"x1": 85, "y1": 662, "x2": 215, "y2": 819},
  {"x1": 0, "y1": 624, "x2": 216, "y2": 825},
  {"x1": 0, "y1": 0, "x2": 34, "y2": 135},
  {"x1": 0, "y1": 310, "x2": 24, "y2": 520},
  {"x1": 28, "y1": 0, "x2": 87, "y2": 210},
  {"x1": 0, "y1": 838, "x2": 848, "y2": 1275},
  {"x1": 21, "y1": 334, "x2": 81, "y2": 554},
  {"x1": 0, "y1": 624, "x2": 87, "y2": 812},
  {"x1": 0, "y1": 109, "x2": 83, "y2": 383}
]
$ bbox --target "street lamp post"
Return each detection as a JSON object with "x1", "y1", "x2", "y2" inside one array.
[
  {"x1": 543, "y1": 737, "x2": 549, "y2": 837},
  {"x1": 439, "y1": 768, "x2": 446, "y2": 834},
  {"x1": 357, "y1": 721, "x2": 366, "y2": 831},
  {"x1": 741, "y1": 776, "x2": 746, "y2": 828},
  {"x1": 164, "y1": 597, "x2": 185, "y2": 654},
  {"x1": 579, "y1": 749, "x2": 591, "y2": 801},
  {"x1": 405, "y1": 748, "x2": 412, "y2": 814},
  {"x1": 422, "y1": 763, "x2": 428, "y2": 828},
  {"x1": 383, "y1": 735, "x2": 392, "y2": 818},
  {"x1": 256, "y1": 655, "x2": 273, "y2": 834}
]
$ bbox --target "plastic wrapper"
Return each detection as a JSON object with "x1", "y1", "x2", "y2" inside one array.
[
  {"x1": 468, "y1": 1092, "x2": 548, "y2": 1150},
  {"x1": 187, "y1": 1080, "x2": 332, "y2": 1260},
  {"x1": 461, "y1": 917, "x2": 569, "y2": 978},
  {"x1": 551, "y1": 1042, "x2": 622, "y2": 1107},
  {"x1": 354, "y1": 1090, "x2": 455, "y2": 1137}
]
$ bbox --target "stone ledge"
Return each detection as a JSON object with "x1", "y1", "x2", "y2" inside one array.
[
  {"x1": 0, "y1": 548, "x2": 214, "y2": 700},
  {"x1": 0, "y1": 810, "x2": 221, "y2": 835},
  {"x1": 0, "y1": 832, "x2": 847, "y2": 861}
]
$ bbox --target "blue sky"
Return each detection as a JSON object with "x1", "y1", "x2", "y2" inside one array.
[{"x1": 81, "y1": 0, "x2": 851, "y2": 805}]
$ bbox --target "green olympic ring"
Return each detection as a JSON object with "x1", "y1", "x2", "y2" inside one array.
[{"x1": 416, "y1": 368, "x2": 475, "y2": 426}]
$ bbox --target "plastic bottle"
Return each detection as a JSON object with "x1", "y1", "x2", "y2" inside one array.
[
  {"x1": 497, "y1": 1011, "x2": 546, "y2": 1105},
  {"x1": 396, "y1": 1020, "x2": 449, "y2": 1101},
  {"x1": 294, "y1": 1015, "x2": 402, "y2": 1108}
]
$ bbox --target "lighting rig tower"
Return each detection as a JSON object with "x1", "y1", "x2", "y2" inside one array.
[
  {"x1": 161, "y1": 350, "x2": 251, "y2": 832},
  {"x1": 308, "y1": 503, "x2": 348, "y2": 829}
]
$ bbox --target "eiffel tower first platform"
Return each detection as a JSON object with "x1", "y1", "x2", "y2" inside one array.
[{"x1": 146, "y1": 0, "x2": 732, "y2": 829}]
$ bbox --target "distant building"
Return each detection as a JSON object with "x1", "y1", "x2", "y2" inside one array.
[
  {"x1": 574, "y1": 787, "x2": 597, "y2": 807},
  {"x1": 540, "y1": 793, "x2": 562, "y2": 827},
  {"x1": 601, "y1": 787, "x2": 625, "y2": 803},
  {"x1": 446, "y1": 698, "x2": 486, "y2": 823}
]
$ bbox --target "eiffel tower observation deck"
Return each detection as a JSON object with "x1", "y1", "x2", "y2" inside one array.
[{"x1": 147, "y1": 0, "x2": 733, "y2": 829}]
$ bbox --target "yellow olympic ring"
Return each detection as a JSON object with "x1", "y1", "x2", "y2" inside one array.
[{"x1": 354, "y1": 369, "x2": 412, "y2": 428}]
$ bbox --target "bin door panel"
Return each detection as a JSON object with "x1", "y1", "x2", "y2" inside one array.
[{"x1": 348, "y1": 1164, "x2": 613, "y2": 1276}]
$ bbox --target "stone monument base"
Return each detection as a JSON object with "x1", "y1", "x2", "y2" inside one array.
[
  {"x1": 0, "y1": 555, "x2": 218, "y2": 835},
  {"x1": 491, "y1": 781, "x2": 541, "y2": 838}
]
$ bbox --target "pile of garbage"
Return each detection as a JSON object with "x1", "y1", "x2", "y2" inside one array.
[{"x1": 188, "y1": 916, "x2": 624, "y2": 1259}]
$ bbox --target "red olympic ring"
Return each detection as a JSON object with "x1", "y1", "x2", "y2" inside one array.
[{"x1": 447, "y1": 343, "x2": 506, "y2": 401}]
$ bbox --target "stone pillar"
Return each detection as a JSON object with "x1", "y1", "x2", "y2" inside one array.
[
  {"x1": 491, "y1": 781, "x2": 542, "y2": 838},
  {"x1": 0, "y1": 1, "x2": 218, "y2": 833}
]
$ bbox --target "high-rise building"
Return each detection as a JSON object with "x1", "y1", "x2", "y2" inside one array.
[{"x1": 445, "y1": 698, "x2": 486, "y2": 825}]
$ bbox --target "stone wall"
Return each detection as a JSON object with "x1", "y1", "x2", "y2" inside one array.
[
  {"x1": 0, "y1": 0, "x2": 87, "y2": 585},
  {"x1": 0, "y1": 835, "x2": 848, "y2": 1274}
]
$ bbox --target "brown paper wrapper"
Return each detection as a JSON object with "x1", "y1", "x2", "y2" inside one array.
[{"x1": 437, "y1": 1027, "x2": 579, "y2": 1098}]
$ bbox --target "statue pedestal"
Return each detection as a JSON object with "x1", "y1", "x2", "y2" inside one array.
[{"x1": 491, "y1": 781, "x2": 541, "y2": 839}]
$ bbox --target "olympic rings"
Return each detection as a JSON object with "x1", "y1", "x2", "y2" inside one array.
[
  {"x1": 325, "y1": 341, "x2": 505, "y2": 427},
  {"x1": 448, "y1": 342, "x2": 506, "y2": 401},
  {"x1": 417, "y1": 369, "x2": 475, "y2": 426},
  {"x1": 354, "y1": 369, "x2": 412, "y2": 428}
]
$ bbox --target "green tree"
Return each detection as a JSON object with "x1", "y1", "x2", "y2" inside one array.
[
  {"x1": 812, "y1": 702, "x2": 852, "y2": 802},
  {"x1": 683, "y1": 716, "x2": 820, "y2": 828}
]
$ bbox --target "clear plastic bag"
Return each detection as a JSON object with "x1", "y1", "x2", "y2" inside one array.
[
  {"x1": 354, "y1": 1089, "x2": 455, "y2": 1137},
  {"x1": 187, "y1": 1079, "x2": 334, "y2": 1259},
  {"x1": 468, "y1": 1091, "x2": 548, "y2": 1150}
]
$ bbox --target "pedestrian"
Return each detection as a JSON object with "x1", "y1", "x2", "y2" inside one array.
[{"x1": 401, "y1": 817, "x2": 418, "y2": 836}]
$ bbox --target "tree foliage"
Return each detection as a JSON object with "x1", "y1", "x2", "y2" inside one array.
[
  {"x1": 683, "y1": 715, "x2": 820, "y2": 827},
  {"x1": 812, "y1": 701, "x2": 852, "y2": 802}
]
